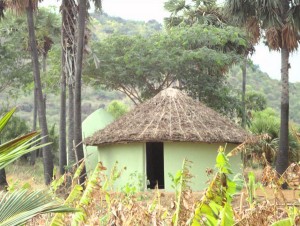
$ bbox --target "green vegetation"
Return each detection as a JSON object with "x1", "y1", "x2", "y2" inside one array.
[
  {"x1": 106, "y1": 100, "x2": 129, "y2": 119},
  {"x1": 0, "y1": 1, "x2": 299, "y2": 225},
  {"x1": 86, "y1": 24, "x2": 249, "y2": 115},
  {"x1": 192, "y1": 147, "x2": 236, "y2": 225},
  {"x1": 2, "y1": 8, "x2": 300, "y2": 169},
  {"x1": 227, "y1": 64, "x2": 300, "y2": 124},
  {"x1": 91, "y1": 12, "x2": 162, "y2": 38},
  {"x1": 0, "y1": 108, "x2": 76, "y2": 225},
  {"x1": 18, "y1": 146, "x2": 298, "y2": 225}
]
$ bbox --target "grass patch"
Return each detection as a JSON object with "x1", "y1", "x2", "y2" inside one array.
[{"x1": 6, "y1": 158, "x2": 47, "y2": 190}]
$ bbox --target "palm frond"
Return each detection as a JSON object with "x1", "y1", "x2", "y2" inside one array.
[
  {"x1": 164, "y1": 0, "x2": 187, "y2": 15},
  {"x1": 257, "y1": 0, "x2": 281, "y2": 13},
  {"x1": 0, "y1": 108, "x2": 16, "y2": 134},
  {"x1": 5, "y1": 0, "x2": 39, "y2": 14},
  {"x1": 225, "y1": 0, "x2": 257, "y2": 25},
  {"x1": 259, "y1": 0, "x2": 282, "y2": 29},
  {"x1": 91, "y1": 0, "x2": 102, "y2": 10},
  {"x1": 0, "y1": 190, "x2": 77, "y2": 226},
  {"x1": 0, "y1": 132, "x2": 50, "y2": 170},
  {"x1": 288, "y1": 4, "x2": 300, "y2": 32}
]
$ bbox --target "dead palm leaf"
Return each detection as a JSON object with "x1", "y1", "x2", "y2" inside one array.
[
  {"x1": 5, "y1": 0, "x2": 32, "y2": 14},
  {"x1": 281, "y1": 23, "x2": 299, "y2": 52},
  {"x1": 265, "y1": 27, "x2": 281, "y2": 51},
  {"x1": 246, "y1": 17, "x2": 261, "y2": 44}
]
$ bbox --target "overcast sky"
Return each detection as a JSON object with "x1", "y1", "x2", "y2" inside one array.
[{"x1": 41, "y1": 0, "x2": 300, "y2": 82}]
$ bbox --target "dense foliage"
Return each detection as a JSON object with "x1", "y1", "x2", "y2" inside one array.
[
  {"x1": 85, "y1": 24, "x2": 249, "y2": 117},
  {"x1": 0, "y1": 13, "x2": 32, "y2": 95}
]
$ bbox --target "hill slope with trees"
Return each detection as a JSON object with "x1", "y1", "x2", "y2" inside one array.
[{"x1": 227, "y1": 64, "x2": 300, "y2": 124}]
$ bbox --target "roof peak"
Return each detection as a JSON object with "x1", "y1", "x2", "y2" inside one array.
[{"x1": 160, "y1": 87, "x2": 180, "y2": 97}]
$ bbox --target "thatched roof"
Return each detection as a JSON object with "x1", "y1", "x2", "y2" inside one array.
[{"x1": 85, "y1": 88, "x2": 248, "y2": 146}]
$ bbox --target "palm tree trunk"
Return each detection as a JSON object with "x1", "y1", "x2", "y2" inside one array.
[
  {"x1": 68, "y1": 84, "x2": 75, "y2": 165},
  {"x1": 30, "y1": 84, "x2": 38, "y2": 165},
  {"x1": 42, "y1": 53, "x2": 47, "y2": 74},
  {"x1": 276, "y1": 47, "x2": 289, "y2": 182},
  {"x1": 59, "y1": 0, "x2": 67, "y2": 175},
  {"x1": 63, "y1": 0, "x2": 77, "y2": 169},
  {"x1": 74, "y1": 0, "x2": 87, "y2": 183},
  {"x1": 26, "y1": 0, "x2": 53, "y2": 185},
  {"x1": 0, "y1": 168, "x2": 7, "y2": 190},
  {"x1": 241, "y1": 56, "x2": 247, "y2": 128}
]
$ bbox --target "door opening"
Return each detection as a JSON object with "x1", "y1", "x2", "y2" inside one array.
[{"x1": 146, "y1": 142, "x2": 164, "y2": 189}]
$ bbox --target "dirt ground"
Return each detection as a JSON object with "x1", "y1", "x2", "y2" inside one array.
[
  {"x1": 256, "y1": 187, "x2": 300, "y2": 202},
  {"x1": 141, "y1": 187, "x2": 300, "y2": 209}
]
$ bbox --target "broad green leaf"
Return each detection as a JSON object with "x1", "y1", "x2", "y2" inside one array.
[
  {"x1": 271, "y1": 218, "x2": 293, "y2": 226},
  {"x1": 218, "y1": 203, "x2": 234, "y2": 226},
  {"x1": 49, "y1": 184, "x2": 83, "y2": 226},
  {"x1": 208, "y1": 201, "x2": 222, "y2": 216}
]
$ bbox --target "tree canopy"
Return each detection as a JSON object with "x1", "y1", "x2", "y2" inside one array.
[
  {"x1": 85, "y1": 24, "x2": 249, "y2": 115},
  {"x1": 0, "y1": 13, "x2": 32, "y2": 95}
]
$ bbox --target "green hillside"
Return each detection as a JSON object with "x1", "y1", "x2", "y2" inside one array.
[
  {"x1": 227, "y1": 64, "x2": 300, "y2": 124},
  {"x1": 90, "y1": 12, "x2": 162, "y2": 38}
]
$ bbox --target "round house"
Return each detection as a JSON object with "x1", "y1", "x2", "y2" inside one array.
[{"x1": 85, "y1": 88, "x2": 248, "y2": 191}]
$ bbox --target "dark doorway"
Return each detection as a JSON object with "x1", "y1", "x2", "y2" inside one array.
[{"x1": 146, "y1": 142, "x2": 164, "y2": 189}]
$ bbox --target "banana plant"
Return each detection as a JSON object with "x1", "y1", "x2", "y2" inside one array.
[{"x1": 192, "y1": 147, "x2": 236, "y2": 226}]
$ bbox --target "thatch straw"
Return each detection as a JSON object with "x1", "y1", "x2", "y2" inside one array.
[{"x1": 85, "y1": 88, "x2": 248, "y2": 146}]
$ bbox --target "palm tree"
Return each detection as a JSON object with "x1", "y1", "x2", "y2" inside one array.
[
  {"x1": 73, "y1": 0, "x2": 101, "y2": 183},
  {"x1": 35, "y1": 8, "x2": 60, "y2": 73},
  {"x1": 59, "y1": 0, "x2": 72, "y2": 175},
  {"x1": 225, "y1": 0, "x2": 300, "y2": 183},
  {"x1": 26, "y1": 0, "x2": 53, "y2": 185},
  {"x1": 59, "y1": 0, "x2": 78, "y2": 175},
  {"x1": 3, "y1": 0, "x2": 54, "y2": 184},
  {"x1": 164, "y1": 0, "x2": 226, "y2": 27},
  {"x1": 74, "y1": 0, "x2": 87, "y2": 183},
  {"x1": 30, "y1": 8, "x2": 60, "y2": 165}
]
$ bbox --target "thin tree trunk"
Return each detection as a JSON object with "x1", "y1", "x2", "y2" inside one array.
[
  {"x1": 241, "y1": 56, "x2": 247, "y2": 128},
  {"x1": 42, "y1": 53, "x2": 47, "y2": 74},
  {"x1": 0, "y1": 139, "x2": 7, "y2": 189},
  {"x1": 276, "y1": 47, "x2": 289, "y2": 184},
  {"x1": 276, "y1": 0, "x2": 290, "y2": 189},
  {"x1": 26, "y1": 0, "x2": 53, "y2": 185},
  {"x1": 74, "y1": 0, "x2": 87, "y2": 184},
  {"x1": 63, "y1": 0, "x2": 77, "y2": 169},
  {"x1": 30, "y1": 85, "x2": 38, "y2": 165},
  {"x1": 59, "y1": 0, "x2": 67, "y2": 175},
  {"x1": 68, "y1": 83, "x2": 75, "y2": 165},
  {"x1": 0, "y1": 169, "x2": 7, "y2": 190}
]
